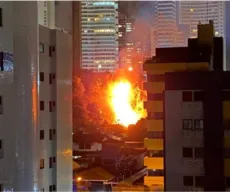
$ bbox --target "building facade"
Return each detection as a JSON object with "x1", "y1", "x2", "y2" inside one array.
[
  {"x1": 143, "y1": 22, "x2": 221, "y2": 189},
  {"x1": 164, "y1": 71, "x2": 230, "y2": 191},
  {"x1": 79, "y1": 1, "x2": 119, "y2": 72},
  {"x1": 0, "y1": 2, "x2": 72, "y2": 191}
]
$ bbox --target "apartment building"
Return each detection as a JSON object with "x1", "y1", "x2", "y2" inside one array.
[
  {"x1": 143, "y1": 21, "x2": 222, "y2": 190},
  {"x1": 164, "y1": 71, "x2": 230, "y2": 191},
  {"x1": 0, "y1": 2, "x2": 72, "y2": 191}
]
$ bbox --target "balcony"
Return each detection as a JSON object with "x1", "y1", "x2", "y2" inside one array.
[
  {"x1": 143, "y1": 82, "x2": 164, "y2": 94},
  {"x1": 144, "y1": 175, "x2": 164, "y2": 187},
  {"x1": 145, "y1": 119, "x2": 163, "y2": 131},
  {"x1": 144, "y1": 157, "x2": 163, "y2": 170},
  {"x1": 144, "y1": 138, "x2": 163, "y2": 151},
  {"x1": 144, "y1": 101, "x2": 163, "y2": 112}
]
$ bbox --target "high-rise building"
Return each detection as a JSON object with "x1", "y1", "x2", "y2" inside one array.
[
  {"x1": 151, "y1": 1, "x2": 187, "y2": 56},
  {"x1": 0, "y1": 2, "x2": 72, "y2": 191},
  {"x1": 143, "y1": 22, "x2": 222, "y2": 190},
  {"x1": 179, "y1": 1, "x2": 226, "y2": 68},
  {"x1": 77, "y1": 1, "x2": 119, "y2": 72}
]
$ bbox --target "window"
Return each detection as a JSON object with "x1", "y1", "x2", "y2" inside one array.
[
  {"x1": 147, "y1": 93, "x2": 164, "y2": 101},
  {"x1": 147, "y1": 131, "x2": 163, "y2": 139},
  {"x1": 53, "y1": 101, "x2": 56, "y2": 108},
  {"x1": 85, "y1": 143, "x2": 91, "y2": 149},
  {"x1": 0, "y1": 184, "x2": 2, "y2": 192},
  {"x1": 0, "y1": 96, "x2": 3, "y2": 114},
  {"x1": 0, "y1": 140, "x2": 3, "y2": 159},
  {"x1": 52, "y1": 46, "x2": 56, "y2": 52},
  {"x1": 53, "y1": 129, "x2": 56, "y2": 136},
  {"x1": 40, "y1": 72, "x2": 44, "y2": 82},
  {"x1": 224, "y1": 119, "x2": 230, "y2": 130},
  {"x1": 40, "y1": 159, "x2": 44, "y2": 169},
  {"x1": 225, "y1": 148, "x2": 230, "y2": 158},
  {"x1": 39, "y1": 43, "x2": 44, "y2": 53},
  {"x1": 49, "y1": 185, "x2": 52, "y2": 192},
  {"x1": 194, "y1": 91, "x2": 204, "y2": 101},
  {"x1": 148, "y1": 150, "x2": 163, "y2": 157},
  {"x1": 195, "y1": 176, "x2": 204, "y2": 187},
  {"x1": 148, "y1": 169, "x2": 164, "y2": 176},
  {"x1": 183, "y1": 147, "x2": 193, "y2": 158},
  {"x1": 49, "y1": 101, "x2": 53, "y2": 112},
  {"x1": 194, "y1": 119, "x2": 203, "y2": 129},
  {"x1": 182, "y1": 91, "x2": 193, "y2": 101},
  {"x1": 40, "y1": 101, "x2": 45, "y2": 111},
  {"x1": 52, "y1": 185, "x2": 56, "y2": 191},
  {"x1": 195, "y1": 147, "x2": 204, "y2": 158},
  {"x1": 183, "y1": 119, "x2": 193, "y2": 130},
  {"x1": 49, "y1": 129, "x2": 53, "y2": 140},
  {"x1": 226, "y1": 177, "x2": 230, "y2": 187},
  {"x1": 0, "y1": 8, "x2": 2, "y2": 27},
  {"x1": 49, "y1": 46, "x2": 52, "y2": 57},
  {"x1": 40, "y1": 130, "x2": 44, "y2": 140},
  {"x1": 49, "y1": 157, "x2": 52, "y2": 168},
  {"x1": 223, "y1": 91, "x2": 230, "y2": 101},
  {"x1": 183, "y1": 176, "x2": 193, "y2": 186},
  {"x1": 49, "y1": 73, "x2": 52, "y2": 84},
  {"x1": 53, "y1": 156, "x2": 56, "y2": 163},
  {"x1": 52, "y1": 74, "x2": 56, "y2": 80}
]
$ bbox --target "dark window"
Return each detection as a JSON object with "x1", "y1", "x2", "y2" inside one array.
[
  {"x1": 223, "y1": 91, "x2": 230, "y2": 101},
  {"x1": 52, "y1": 46, "x2": 56, "y2": 52},
  {"x1": 182, "y1": 91, "x2": 193, "y2": 101},
  {"x1": 147, "y1": 93, "x2": 164, "y2": 101},
  {"x1": 40, "y1": 101, "x2": 45, "y2": 111},
  {"x1": 49, "y1": 157, "x2": 52, "y2": 168},
  {"x1": 224, "y1": 148, "x2": 230, "y2": 158},
  {"x1": 194, "y1": 119, "x2": 203, "y2": 129},
  {"x1": 183, "y1": 176, "x2": 193, "y2": 186},
  {"x1": 148, "y1": 112, "x2": 163, "y2": 119},
  {"x1": 49, "y1": 185, "x2": 52, "y2": 192},
  {"x1": 79, "y1": 143, "x2": 84, "y2": 149},
  {"x1": 195, "y1": 176, "x2": 204, "y2": 187},
  {"x1": 53, "y1": 129, "x2": 56, "y2": 136},
  {"x1": 0, "y1": 8, "x2": 2, "y2": 27},
  {"x1": 148, "y1": 150, "x2": 163, "y2": 157},
  {"x1": 0, "y1": 96, "x2": 2, "y2": 105},
  {"x1": 0, "y1": 140, "x2": 3, "y2": 159},
  {"x1": 194, "y1": 91, "x2": 204, "y2": 101},
  {"x1": 195, "y1": 147, "x2": 204, "y2": 158},
  {"x1": 49, "y1": 101, "x2": 53, "y2": 112},
  {"x1": 183, "y1": 147, "x2": 193, "y2": 158},
  {"x1": 52, "y1": 74, "x2": 56, "y2": 80},
  {"x1": 0, "y1": 184, "x2": 2, "y2": 192},
  {"x1": 147, "y1": 131, "x2": 163, "y2": 139},
  {"x1": 40, "y1": 72, "x2": 44, "y2": 82},
  {"x1": 53, "y1": 157, "x2": 56, "y2": 163},
  {"x1": 49, "y1": 129, "x2": 53, "y2": 140},
  {"x1": 183, "y1": 119, "x2": 193, "y2": 129},
  {"x1": 40, "y1": 130, "x2": 44, "y2": 140},
  {"x1": 52, "y1": 185, "x2": 56, "y2": 191},
  {"x1": 39, "y1": 43, "x2": 44, "y2": 53},
  {"x1": 40, "y1": 159, "x2": 44, "y2": 169},
  {"x1": 147, "y1": 75, "x2": 165, "y2": 82},
  {"x1": 53, "y1": 101, "x2": 56, "y2": 108},
  {"x1": 49, "y1": 46, "x2": 52, "y2": 57},
  {"x1": 147, "y1": 169, "x2": 164, "y2": 176},
  {"x1": 0, "y1": 52, "x2": 3, "y2": 71},
  {"x1": 226, "y1": 177, "x2": 230, "y2": 187},
  {"x1": 49, "y1": 73, "x2": 52, "y2": 84},
  {"x1": 85, "y1": 143, "x2": 91, "y2": 149}
]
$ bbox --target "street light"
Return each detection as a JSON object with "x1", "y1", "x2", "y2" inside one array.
[
  {"x1": 77, "y1": 177, "x2": 82, "y2": 181},
  {"x1": 128, "y1": 66, "x2": 133, "y2": 71}
]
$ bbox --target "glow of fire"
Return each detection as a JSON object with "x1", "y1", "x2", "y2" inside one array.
[{"x1": 108, "y1": 80, "x2": 144, "y2": 127}]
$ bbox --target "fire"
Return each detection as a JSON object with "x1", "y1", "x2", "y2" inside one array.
[{"x1": 108, "y1": 79, "x2": 145, "y2": 127}]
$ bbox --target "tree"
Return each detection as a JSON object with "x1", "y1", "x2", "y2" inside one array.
[{"x1": 128, "y1": 118, "x2": 146, "y2": 141}]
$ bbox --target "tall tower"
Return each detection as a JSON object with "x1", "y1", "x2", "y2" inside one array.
[{"x1": 78, "y1": 1, "x2": 119, "y2": 72}]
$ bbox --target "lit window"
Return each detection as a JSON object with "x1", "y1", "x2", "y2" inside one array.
[
  {"x1": 40, "y1": 159, "x2": 44, "y2": 169},
  {"x1": 190, "y1": 8, "x2": 194, "y2": 12},
  {"x1": 39, "y1": 43, "x2": 44, "y2": 53},
  {"x1": 215, "y1": 31, "x2": 219, "y2": 36}
]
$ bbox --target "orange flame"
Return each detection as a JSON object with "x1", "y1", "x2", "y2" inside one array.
[{"x1": 108, "y1": 79, "x2": 146, "y2": 127}]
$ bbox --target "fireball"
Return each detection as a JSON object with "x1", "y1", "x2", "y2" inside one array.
[{"x1": 108, "y1": 80, "x2": 145, "y2": 127}]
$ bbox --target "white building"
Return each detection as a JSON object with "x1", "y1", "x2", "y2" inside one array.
[
  {"x1": 0, "y1": 1, "x2": 72, "y2": 191},
  {"x1": 80, "y1": 1, "x2": 119, "y2": 72}
]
